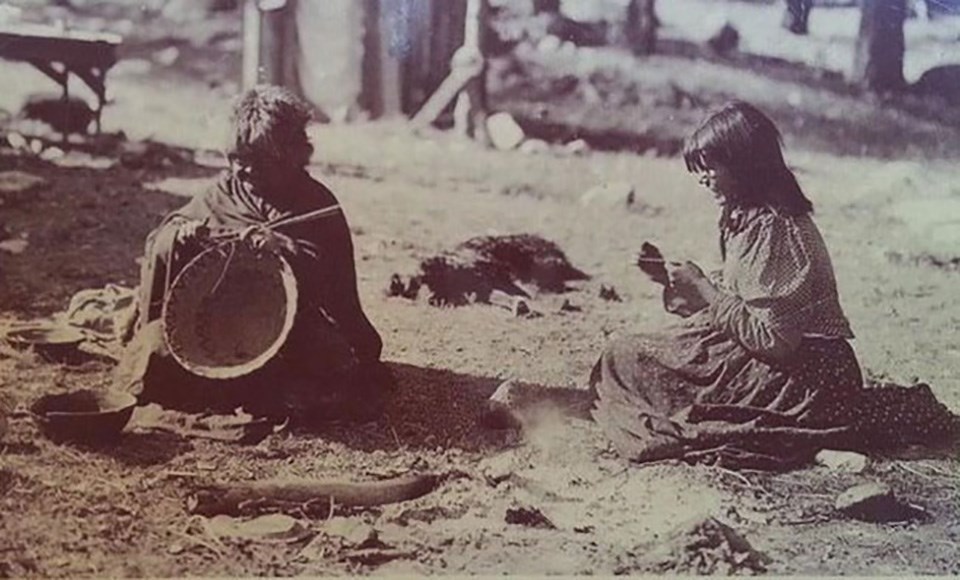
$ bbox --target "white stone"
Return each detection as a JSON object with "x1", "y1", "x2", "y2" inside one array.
[
  {"x1": 487, "y1": 112, "x2": 526, "y2": 151},
  {"x1": 835, "y1": 482, "x2": 893, "y2": 514},
  {"x1": 39, "y1": 147, "x2": 65, "y2": 161},
  {"x1": 519, "y1": 139, "x2": 550, "y2": 155},
  {"x1": 564, "y1": 138, "x2": 589, "y2": 156},
  {"x1": 52, "y1": 152, "x2": 117, "y2": 170},
  {"x1": 0, "y1": 239, "x2": 29, "y2": 254},
  {"x1": 153, "y1": 47, "x2": 181, "y2": 67},
  {"x1": 815, "y1": 449, "x2": 868, "y2": 473},
  {"x1": 5, "y1": 132, "x2": 27, "y2": 150},
  {"x1": 537, "y1": 34, "x2": 562, "y2": 53}
]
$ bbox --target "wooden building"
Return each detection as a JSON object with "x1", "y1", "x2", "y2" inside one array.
[{"x1": 241, "y1": 0, "x2": 468, "y2": 121}]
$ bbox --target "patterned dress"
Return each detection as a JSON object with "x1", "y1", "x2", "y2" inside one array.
[{"x1": 591, "y1": 206, "x2": 959, "y2": 469}]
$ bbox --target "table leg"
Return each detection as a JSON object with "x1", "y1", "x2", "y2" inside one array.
[{"x1": 73, "y1": 66, "x2": 106, "y2": 134}]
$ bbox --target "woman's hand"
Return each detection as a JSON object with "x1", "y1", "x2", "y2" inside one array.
[
  {"x1": 663, "y1": 261, "x2": 721, "y2": 317},
  {"x1": 175, "y1": 219, "x2": 210, "y2": 245},
  {"x1": 240, "y1": 226, "x2": 298, "y2": 255}
]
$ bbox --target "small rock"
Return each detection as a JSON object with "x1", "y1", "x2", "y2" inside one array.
[
  {"x1": 480, "y1": 380, "x2": 524, "y2": 431},
  {"x1": 29, "y1": 139, "x2": 43, "y2": 155},
  {"x1": 153, "y1": 47, "x2": 181, "y2": 67},
  {"x1": 0, "y1": 239, "x2": 28, "y2": 254},
  {"x1": 505, "y1": 506, "x2": 555, "y2": 529},
  {"x1": 487, "y1": 112, "x2": 525, "y2": 151},
  {"x1": 816, "y1": 450, "x2": 868, "y2": 473},
  {"x1": 52, "y1": 152, "x2": 116, "y2": 170},
  {"x1": 559, "y1": 299, "x2": 582, "y2": 313},
  {"x1": 537, "y1": 34, "x2": 562, "y2": 53},
  {"x1": 519, "y1": 138, "x2": 550, "y2": 155},
  {"x1": 836, "y1": 483, "x2": 892, "y2": 514},
  {"x1": 835, "y1": 482, "x2": 926, "y2": 522},
  {"x1": 5, "y1": 132, "x2": 27, "y2": 150},
  {"x1": 580, "y1": 182, "x2": 634, "y2": 206},
  {"x1": 564, "y1": 139, "x2": 589, "y2": 155},
  {"x1": 39, "y1": 146, "x2": 65, "y2": 161},
  {"x1": 489, "y1": 379, "x2": 521, "y2": 407}
]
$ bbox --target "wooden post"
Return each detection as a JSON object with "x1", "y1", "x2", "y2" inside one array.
[
  {"x1": 361, "y1": 0, "x2": 403, "y2": 118},
  {"x1": 241, "y1": 0, "x2": 261, "y2": 89},
  {"x1": 853, "y1": 0, "x2": 907, "y2": 92},
  {"x1": 460, "y1": 0, "x2": 490, "y2": 142},
  {"x1": 625, "y1": 0, "x2": 657, "y2": 56},
  {"x1": 409, "y1": 0, "x2": 488, "y2": 140},
  {"x1": 241, "y1": 0, "x2": 290, "y2": 88},
  {"x1": 782, "y1": 0, "x2": 813, "y2": 35}
]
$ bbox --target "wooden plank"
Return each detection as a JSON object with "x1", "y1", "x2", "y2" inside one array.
[{"x1": 0, "y1": 32, "x2": 118, "y2": 68}]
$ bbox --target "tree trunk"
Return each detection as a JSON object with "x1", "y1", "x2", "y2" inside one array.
[
  {"x1": 853, "y1": 0, "x2": 907, "y2": 92},
  {"x1": 781, "y1": 0, "x2": 813, "y2": 35},
  {"x1": 533, "y1": 0, "x2": 560, "y2": 13},
  {"x1": 625, "y1": 0, "x2": 657, "y2": 56}
]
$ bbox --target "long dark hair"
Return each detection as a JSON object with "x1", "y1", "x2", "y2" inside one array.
[{"x1": 682, "y1": 101, "x2": 813, "y2": 217}]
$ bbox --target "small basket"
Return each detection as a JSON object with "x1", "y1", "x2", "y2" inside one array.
[
  {"x1": 162, "y1": 242, "x2": 298, "y2": 380},
  {"x1": 31, "y1": 390, "x2": 137, "y2": 443}
]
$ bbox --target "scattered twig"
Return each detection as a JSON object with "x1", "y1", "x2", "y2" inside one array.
[
  {"x1": 922, "y1": 463, "x2": 957, "y2": 478},
  {"x1": 782, "y1": 516, "x2": 829, "y2": 525},
  {"x1": 711, "y1": 465, "x2": 752, "y2": 487},
  {"x1": 790, "y1": 492, "x2": 835, "y2": 500},
  {"x1": 894, "y1": 549, "x2": 909, "y2": 566},
  {"x1": 896, "y1": 462, "x2": 935, "y2": 480},
  {"x1": 388, "y1": 425, "x2": 403, "y2": 451},
  {"x1": 170, "y1": 529, "x2": 224, "y2": 558}
]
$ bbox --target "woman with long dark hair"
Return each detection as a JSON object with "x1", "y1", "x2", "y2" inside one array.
[{"x1": 590, "y1": 101, "x2": 958, "y2": 469}]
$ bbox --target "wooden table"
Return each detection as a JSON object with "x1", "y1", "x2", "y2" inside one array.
[{"x1": 0, "y1": 23, "x2": 122, "y2": 133}]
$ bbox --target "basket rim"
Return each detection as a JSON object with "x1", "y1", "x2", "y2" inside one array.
[{"x1": 161, "y1": 242, "x2": 299, "y2": 380}]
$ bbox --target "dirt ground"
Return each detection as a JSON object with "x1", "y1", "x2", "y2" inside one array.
[{"x1": 1, "y1": 0, "x2": 960, "y2": 577}]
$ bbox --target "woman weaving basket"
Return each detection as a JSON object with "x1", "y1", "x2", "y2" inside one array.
[
  {"x1": 590, "y1": 101, "x2": 959, "y2": 470},
  {"x1": 117, "y1": 86, "x2": 384, "y2": 422}
]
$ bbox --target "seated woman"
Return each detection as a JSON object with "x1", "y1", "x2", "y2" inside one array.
[
  {"x1": 116, "y1": 86, "x2": 385, "y2": 423},
  {"x1": 591, "y1": 101, "x2": 959, "y2": 469}
]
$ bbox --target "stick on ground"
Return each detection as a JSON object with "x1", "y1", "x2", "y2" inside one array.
[{"x1": 187, "y1": 473, "x2": 441, "y2": 516}]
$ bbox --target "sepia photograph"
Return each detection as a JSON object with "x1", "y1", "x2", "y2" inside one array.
[{"x1": 0, "y1": 0, "x2": 958, "y2": 576}]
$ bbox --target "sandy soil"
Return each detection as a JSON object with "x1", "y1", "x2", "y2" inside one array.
[{"x1": 1, "y1": 0, "x2": 959, "y2": 576}]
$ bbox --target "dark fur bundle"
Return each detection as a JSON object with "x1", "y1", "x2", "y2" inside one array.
[
  {"x1": 21, "y1": 95, "x2": 95, "y2": 135},
  {"x1": 390, "y1": 234, "x2": 589, "y2": 307}
]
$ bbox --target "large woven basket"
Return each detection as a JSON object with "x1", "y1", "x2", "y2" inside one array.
[{"x1": 162, "y1": 242, "x2": 298, "y2": 380}]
